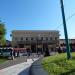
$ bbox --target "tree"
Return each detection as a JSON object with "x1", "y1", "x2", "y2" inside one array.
[{"x1": 0, "y1": 22, "x2": 6, "y2": 46}]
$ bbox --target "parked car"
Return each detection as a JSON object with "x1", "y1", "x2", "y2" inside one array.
[
  {"x1": 0, "y1": 48, "x2": 2, "y2": 56},
  {"x1": 0, "y1": 47, "x2": 12, "y2": 57},
  {"x1": 19, "y1": 51, "x2": 27, "y2": 56}
]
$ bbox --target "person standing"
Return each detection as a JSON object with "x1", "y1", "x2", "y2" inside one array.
[{"x1": 27, "y1": 48, "x2": 31, "y2": 57}]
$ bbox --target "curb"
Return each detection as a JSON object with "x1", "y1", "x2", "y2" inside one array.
[{"x1": 30, "y1": 58, "x2": 48, "y2": 75}]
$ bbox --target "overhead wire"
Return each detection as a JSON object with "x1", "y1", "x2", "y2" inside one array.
[{"x1": 55, "y1": 12, "x2": 75, "y2": 30}]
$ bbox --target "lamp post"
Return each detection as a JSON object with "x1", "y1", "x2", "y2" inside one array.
[{"x1": 60, "y1": 0, "x2": 71, "y2": 59}]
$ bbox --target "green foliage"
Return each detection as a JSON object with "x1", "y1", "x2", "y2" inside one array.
[
  {"x1": 0, "y1": 22, "x2": 6, "y2": 45},
  {"x1": 0, "y1": 23, "x2": 6, "y2": 37},
  {"x1": 0, "y1": 57, "x2": 7, "y2": 64},
  {"x1": 1, "y1": 37, "x2": 6, "y2": 45},
  {"x1": 42, "y1": 53, "x2": 75, "y2": 75}
]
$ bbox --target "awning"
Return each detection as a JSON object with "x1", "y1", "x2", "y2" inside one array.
[{"x1": 13, "y1": 48, "x2": 26, "y2": 51}]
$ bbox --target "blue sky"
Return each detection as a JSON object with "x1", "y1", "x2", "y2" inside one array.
[{"x1": 0, "y1": 0, "x2": 75, "y2": 40}]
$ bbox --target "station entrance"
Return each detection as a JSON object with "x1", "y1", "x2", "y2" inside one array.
[{"x1": 31, "y1": 44, "x2": 36, "y2": 52}]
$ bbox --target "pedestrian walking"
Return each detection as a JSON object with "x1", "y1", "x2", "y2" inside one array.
[{"x1": 27, "y1": 48, "x2": 31, "y2": 57}]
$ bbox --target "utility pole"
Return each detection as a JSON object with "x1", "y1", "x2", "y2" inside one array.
[{"x1": 60, "y1": 0, "x2": 71, "y2": 59}]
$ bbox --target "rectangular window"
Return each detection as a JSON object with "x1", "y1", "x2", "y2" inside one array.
[
  {"x1": 50, "y1": 37, "x2": 52, "y2": 40},
  {"x1": 46, "y1": 37, "x2": 48, "y2": 40},
  {"x1": 26, "y1": 37, "x2": 28, "y2": 40},
  {"x1": 55, "y1": 37, "x2": 57, "y2": 40},
  {"x1": 41, "y1": 37, "x2": 43, "y2": 40},
  {"x1": 31, "y1": 37, "x2": 33, "y2": 40},
  {"x1": 21, "y1": 37, "x2": 23, "y2": 40}
]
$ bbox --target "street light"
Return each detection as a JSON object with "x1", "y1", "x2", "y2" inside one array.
[{"x1": 60, "y1": 0, "x2": 71, "y2": 59}]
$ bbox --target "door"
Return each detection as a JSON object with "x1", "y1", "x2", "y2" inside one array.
[{"x1": 31, "y1": 44, "x2": 36, "y2": 52}]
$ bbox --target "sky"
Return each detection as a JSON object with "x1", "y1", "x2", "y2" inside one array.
[{"x1": 0, "y1": 0, "x2": 75, "y2": 40}]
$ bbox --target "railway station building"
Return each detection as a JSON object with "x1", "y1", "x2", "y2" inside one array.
[{"x1": 12, "y1": 30, "x2": 59, "y2": 52}]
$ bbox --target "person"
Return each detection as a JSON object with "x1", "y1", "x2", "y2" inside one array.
[
  {"x1": 17, "y1": 51, "x2": 19, "y2": 57},
  {"x1": 57, "y1": 47, "x2": 62, "y2": 53},
  {"x1": 11, "y1": 50, "x2": 14, "y2": 60},
  {"x1": 37, "y1": 48, "x2": 41, "y2": 57},
  {"x1": 44, "y1": 48, "x2": 50, "y2": 57},
  {"x1": 27, "y1": 48, "x2": 31, "y2": 57}
]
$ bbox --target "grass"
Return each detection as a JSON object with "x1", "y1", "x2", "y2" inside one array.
[
  {"x1": 0, "y1": 59, "x2": 6, "y2": 64},
  {"x1": 0, "y1": 56, "x2": 7, "y2": 64},
  {"x1": 42, "y1": 52, "x2": 75, "y2": 75}
]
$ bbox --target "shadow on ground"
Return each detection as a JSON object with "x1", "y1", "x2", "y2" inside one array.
[{"x1": 18, "y1": 67, "x2": 30, "y2": 75}]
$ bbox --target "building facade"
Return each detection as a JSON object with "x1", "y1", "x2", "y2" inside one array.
[
  {"x1": 59, "y1": 39, "x2": 75, "y2": 52},
  {"x1": 59, "y1": 39, "x2": 75, "y2": 45},
  {"x1": 12, "y1": 30, "x2": 59, "y2": 52}
]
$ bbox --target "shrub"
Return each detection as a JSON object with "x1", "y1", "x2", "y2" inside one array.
[{"x1": 42, "y1": 53, "x2": 75, "y2": 75}]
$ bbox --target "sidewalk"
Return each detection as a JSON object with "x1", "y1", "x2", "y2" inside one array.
[
  {"x1": 0, "y1": 58, "x2": 38, "y2": 75},
  {"x1": 0, "y1": 56, "x2": 27, "y2": 70}
]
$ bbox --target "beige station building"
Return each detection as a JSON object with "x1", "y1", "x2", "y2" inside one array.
[{"x1": 12, "y1": 30, "x2": 59, "y2": 52}]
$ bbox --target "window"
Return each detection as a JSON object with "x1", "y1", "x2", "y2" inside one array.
[
  {"x1": 31, "y1": 37, "x2": 33, "y2": 40},
  {"x1": 21, "y1": 37, "x2": 23, "y2": 40},
  {"x1": 46, "y1": 37, "x2": 48, "y2": 40},
  {"x1": 26, "y1": 37, "x2": 28, "y2": 40},
  {"x1": 55, "y1": 37, "x2": 57, "y2": 40},
  {"x1": 41, "y1": 37, "x2": 43, "y2": 40}
]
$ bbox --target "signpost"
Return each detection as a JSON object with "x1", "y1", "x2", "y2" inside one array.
[{"x1": 60, "y1": 0, "x2": 71, "y2": 59}]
